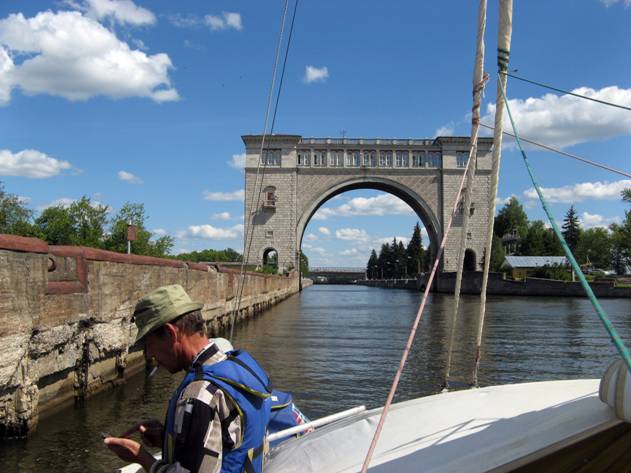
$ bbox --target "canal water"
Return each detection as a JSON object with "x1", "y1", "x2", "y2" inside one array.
[{"x1": 2, "y1": 285, "x2": 631, "y2": 472}]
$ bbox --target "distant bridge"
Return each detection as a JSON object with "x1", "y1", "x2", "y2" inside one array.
[{"x1": 307, "y1": 267, "x2": 366, "y2": 284}]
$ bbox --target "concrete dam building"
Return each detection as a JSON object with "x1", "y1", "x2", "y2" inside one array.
[{"x1": 242, "y1": 134, "x2": 495, "y2": 273}]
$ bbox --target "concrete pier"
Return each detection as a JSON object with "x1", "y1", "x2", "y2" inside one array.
[{"x1": 0, "y1": 235, "x2": 302, "y2": 439}]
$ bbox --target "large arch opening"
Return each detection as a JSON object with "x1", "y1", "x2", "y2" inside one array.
[{"x1": 297, "y1": 177, "x2": 441, "y2": 280}]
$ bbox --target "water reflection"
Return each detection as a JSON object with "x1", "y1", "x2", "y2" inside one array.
[{"x1": 1, "y1": 285, "x2": 631, "y2": 473}]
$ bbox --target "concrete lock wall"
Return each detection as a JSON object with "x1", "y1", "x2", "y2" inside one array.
[{"x1": 0, "y1": 235, "x2": 301, "y2": 439}]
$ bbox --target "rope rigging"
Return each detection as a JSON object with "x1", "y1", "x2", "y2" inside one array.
[
  {"x1": 479, "y1": 122, "x2": 631, "y2": 179},
  {"x1": 230, "y1": 0, "x2": 298, "y2": 340},
  {"x1": 500, "y1": 78, "x2": 631, "y2": 373},
  {"x1": 502, "y1": 71, "x2": 631, "y2": 112},
  {"x1": 360, "y1": 1, "x2": 493, "y2": 470}
]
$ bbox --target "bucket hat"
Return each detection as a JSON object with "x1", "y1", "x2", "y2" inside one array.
[{"x1": 133, "y1": 284, "x2": 203, "y2": 342}]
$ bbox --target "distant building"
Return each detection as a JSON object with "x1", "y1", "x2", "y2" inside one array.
[
  {"x1": 501, "y1": 229, "x2": 521, "y2": 255},
  {"x1": 500, "y1": 256, "x2": 567, "y2": 280}
]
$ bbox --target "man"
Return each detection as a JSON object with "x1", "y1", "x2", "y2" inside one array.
[{"x1": 105, "y1": 284, "x2": 272, "y2": 473}]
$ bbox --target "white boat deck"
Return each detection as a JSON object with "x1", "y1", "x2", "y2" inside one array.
[{"x1": 266, "y1": 379, "x2": 620, "y2": 472}]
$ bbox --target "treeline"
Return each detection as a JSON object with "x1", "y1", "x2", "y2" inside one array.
[
  {"x1": 176, "y1": 248, "x2": 242, "y2": 262},
  {"x1": 0, "y1": 181, "x2": 242, "y2": 261},
  {"x1": 490, "y1": 190, "x2": 631, "y2": 273},
  {"x1": 0, "y1": 183, "x2": 173, "y2": 256},
  {"x1": 366, "y1": 223, "x2": 427, "y2": 279},
  {"x1": 364, "y1": 188, "x2": 631, "y2": 277}
]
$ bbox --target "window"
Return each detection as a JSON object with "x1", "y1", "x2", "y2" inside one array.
[
  {"x1": 456, "y1": 151, "x2": 469, "y2": 168},
  {"x1": 395, "y1": 151, "x2": 409, "y2": 167},
  {"x1": 362, "y1": 150, "x2": 376, "y2": 167},
  {"x1": 297, "y1": 150, "x2": 311, "y2": 166},
  {"x1": 265, "y1": 230, "x2": 274, "y2": 239},
  {"x1": 412, "y1": 151, "x2": 424, "y2": 167},
  {"x1": 329, "y1": 150, "x2": 343, "y2": 167},
  {"x1": 313, "y1": 150, "x2": 327, "y2": 167},
  {"x1": 379, "y1": 151, "x2": 393, "y2": 167},
  {"x1": 262, "y1": 186, "x2": 276, "y2": 208},
  {"x1": 262, "y1": 149, "x2": 281, "y2": 166},
  {"x1": 346, "y1": 150, "x2": 360, "y2": 167},
  {"x1": 428, "y1": 151, "x2": 442, "y2": 167}
]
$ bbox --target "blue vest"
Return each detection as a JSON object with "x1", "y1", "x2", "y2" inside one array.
[{"x1": 164, "y1": 349, "x2": 272, "y2": 473}]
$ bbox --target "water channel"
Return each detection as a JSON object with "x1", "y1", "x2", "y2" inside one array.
[{"x1": 2, "y1": 285, "x2": 631, "y2": 472}]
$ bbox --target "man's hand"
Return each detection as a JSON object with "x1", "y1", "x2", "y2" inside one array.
[
  {"x1": 104, "y1": 437, "x2": 156, "y2": 472},
  {"x1": 121, "y1": 419, "x2": 164, "y2": 448}
]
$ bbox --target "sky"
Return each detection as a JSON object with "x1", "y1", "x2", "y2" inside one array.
[{"x1": 1, "y1": 0, "x2": 630, "y2": 267}]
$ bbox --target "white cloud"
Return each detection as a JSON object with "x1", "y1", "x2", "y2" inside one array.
[
  {"x1": 152, "y1": 228, "x2": 167, "y2": 236},
  {"x1": 495, "y1": 195, "x2": 515, "y2": 206},
  {"x1": 118, "y1": 170, "x2": 142, "y2": 184},
  {"x1": 309, "y1": 247, "x2": 328, "y2": 255},
  {"x1": 211, "y1": 211, "x2": 231, "y2": 221},
  {"x1": 304, "y1": 65, "x2": 329, "y2": 84},
  {"x1": 37, "y1": 196, "x2": 111, "y2": 212},
  {"x1": 39, "y1": 197, "x2": 76, "y2": 209},
  {"x1": 0, "y1": 11, "x2": 178, "y2": 105},
  {"x1": 305, "y1": 233, "x2": 318, "y2": 241},
  {"x1": 523, "y1": 179, "x2": 631, "y2": 203},
  {"x1": 601, "y1": 0, "x2": 631, "y2": 6},
  {"x1": 335, "y1": 228, "x2": 369, "y2": 242},
  {"x1": 204, "y1": 12, "x2": 243, "y2": 31},
  {"x1": 167, "y1": 13, "x2": 202, "y2": 28},
  {"x1": 340, "y1": 248, "x2": 361, "y2": 257},
  {"x1": 228, "y1": 153, "x2": 246, "y2": 170},
  {"x1": 482, "y1": 86, "x2": 631, "y2": 149},
  {"x1": 318, "y1": 226, "x2": 330, "y2": 236},
  {"x1": 313, "y1": 193, "x2": 413, "y2": 220},
  {"x1": 77, "y1": 0, "x2": 156, "y2": 26},
  {"x1": 202, "y1": 189, "x2": 244, "y2": 201},
  {"x1": 179, "y1": 223, "x2": 243, "y2": 240},
  {"x1": 435, "y1": 123, "x2": 455, "y2": 136},
  {"x1": 0, "y1": 149, "x2": 72, "y2": 178},
  {"x1": 580, "y1": 211, "x2": 621, "y2": 229}
]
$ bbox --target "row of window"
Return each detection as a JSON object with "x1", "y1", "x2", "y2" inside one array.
[{"x1": 263, "y1": 149, "x2": 445, "y2": 168}]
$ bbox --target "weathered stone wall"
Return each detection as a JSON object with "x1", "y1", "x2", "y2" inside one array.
[
  {"x1": 0, "y1": 235, "x2": 300, "y2": 439},
  {"x1": 357, "y1": 273, "x2": 631, "y2": 298}
]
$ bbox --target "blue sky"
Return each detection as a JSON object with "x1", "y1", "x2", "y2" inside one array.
[{"x1": 1, "y1": 0, "x2": 630, "y2": 267}]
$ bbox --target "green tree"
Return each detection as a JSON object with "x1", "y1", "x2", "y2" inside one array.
[
  {"x1": 610, "y1": 188, "x2": 631, "y2": 274},
  {"x1": 377, "y1": 243, "x2": 391, "y2": 279},
  {"x1": 0, "y1": 182, "x2": 41, "y2": 237},
  {"x1": 406, "y1": 222, "x2": 425, "y2": 276},
  {"x1": 562, "y1": 205, "x2": 582, "y2": 254},
  {"x1": 36, "y1": 197, "x2": 108, "y2": 247},
  {"x1": 104, "y1": 202, "x2": 173, "y2": 257},
  {"x1": 489, "y1": 234, "x2": 506, "y2": 271},
  {"x1": 366, "y1": 249, "x2": 378, "y2": 279},
  {"x1": 36, "y1": 205, "x2": 74, "y2": 245},
  {"x1": 176, "y1": 248, "x2": 242, "y2": 262},
  {"x1": 520, "y1": 220, "x2": 547, "y2": 256},
  {"x1": 299, "y1": 250, "x2": 309, "y2": 275},
  {"x1": 542, "y1": 227, "x2": 564, "y2": 255},
  {"x1": 494, "y1": 197, "x2": 529, "y2": 241},
  {"x1": 576, "y1": 227, "x2": 612, "y2": 269},
  {"x1": 395, "y1": 240, "x2": 406, "y2": 278}
]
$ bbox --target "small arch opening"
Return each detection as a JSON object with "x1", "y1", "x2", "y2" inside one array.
[
  {"x1": 464, "y1": 249, "x2": 477, "y2": 272},
  {"x1": 262, "y1": 247, "x2": 278, "y2": 271}
]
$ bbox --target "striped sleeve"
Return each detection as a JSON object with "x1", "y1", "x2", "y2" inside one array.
[{"x1": 152, "y1": 380, "x2": 242, "y2": 473}]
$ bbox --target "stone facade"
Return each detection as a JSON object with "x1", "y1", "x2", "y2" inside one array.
[
  {"x1": 243, "y1": 135, "x2": 494, "y2": 272},
  {"x1": 0, "y1": 235, "x2": 300, "y2": 439}
]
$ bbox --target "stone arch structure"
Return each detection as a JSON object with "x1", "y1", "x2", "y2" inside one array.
[
  {"x1": 295, "y1": 177, "x2": 441, "y2": 261},
  {"x1": 242, "y1": 134, "x2": 494, "y2": 273}
]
